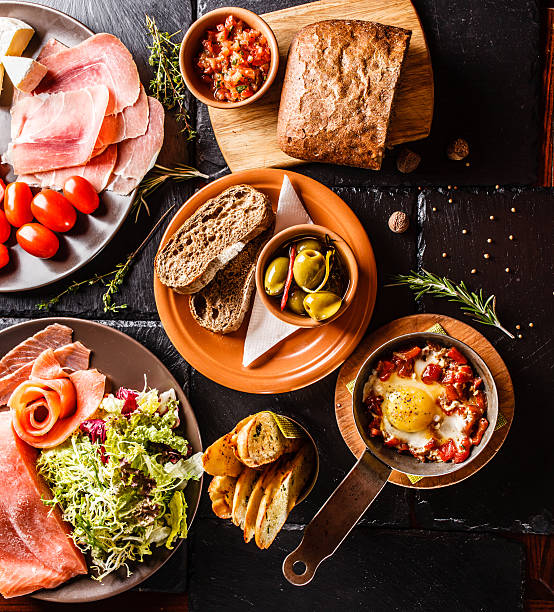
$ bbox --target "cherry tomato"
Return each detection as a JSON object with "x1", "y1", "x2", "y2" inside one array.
[
  {"x1": 16, "y1": 223, "x2": 59, "y2": 258},
  {"x1": 0, "y1": 179, "x2": 6, "y2": 204},
  {"x1": 63, "y1": 176, "x2": 99, "y2": 214},
  {"x1": 31, "y1": 190, "x2": 76, "y2": 233},
  {"x1": 4, "y1": 182, "x2": 33, "y2": 227},
  {"x1": 0, "y1": 211, "x2": 11, "y2": 243},
  {"x1": 0, "y1": 244, "x2": 9, "y2": 269}
]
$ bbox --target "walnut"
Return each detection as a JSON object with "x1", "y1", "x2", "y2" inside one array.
[
  {"x1": 396, "y1": 147, "x2": 421, "y2": 173},
  {"x1": 388, "y1": 211, "x2": 410, "y2": 233},
  {"x1": 447, "y1": 138, "x2": 469, "y2": 161}
]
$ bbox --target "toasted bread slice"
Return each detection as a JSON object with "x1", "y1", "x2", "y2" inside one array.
[
  {"x1": 189, "y1": 228, "x2": 272, "y2": 334},
  {"x1": 202, "y1": 432, "x2": 243, "y2": 477},
  {"x1": 255, "y1": 443, "x2": 316, "y2": 549},
  {"x1": 231, "y1": 467, "x2": 259, "y2": 529},
  {"x1": 243, "y1": 461, "x2": 282, "y2": 543},
  {"x1": 236, "y1": 411, "x2": 302, "y2": 468},
  {"x1": 208, "y1": 475, "x2": 238, "y2": 519},
  {"x1": 155, "y1": 184, "x2": 274, "y2": 294}
]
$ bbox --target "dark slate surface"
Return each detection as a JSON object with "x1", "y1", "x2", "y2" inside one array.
[
  {"x1": 0, "y1": 0, "x2": 550, "y2": 607},
  {"x1": 188, "y1": 521, "x2": 525, "y2": 611}
]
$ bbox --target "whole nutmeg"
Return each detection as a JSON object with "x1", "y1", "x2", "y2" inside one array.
[
  {"x1": 388, "y1": 211, "x2": 410, "y2": 233},
  {"x1": 396, "y1": 147, "x2": 421, "y2": 173},
  {"x1": 447, "y1": 138, "x2": 469, "y2": 161}
]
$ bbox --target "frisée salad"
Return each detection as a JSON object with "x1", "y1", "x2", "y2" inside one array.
[{"x1": 37, "y1": 385, "x2": 202, "y2": 580}]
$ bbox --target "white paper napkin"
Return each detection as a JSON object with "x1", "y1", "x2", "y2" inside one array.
[{"x1": 242, "y1": 175, "x2": 312, "y2": 367}]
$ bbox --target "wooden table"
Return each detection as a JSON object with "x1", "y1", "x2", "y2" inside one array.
[{"x1": 1, "y1": 0, "x2": 552, "y2": 610}]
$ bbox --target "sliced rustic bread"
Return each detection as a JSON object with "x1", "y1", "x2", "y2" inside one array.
[
  {"x1": 231, "y1": 467, "x2": 259, "y2": 529},
  {"x1": 189, "y1": 228, "x2": 272, "y2": 334},
  {"x1": 155, "y1": 184, "x2": 274, "y2": 294},
  {"x1": 208, "y1": 475, "x2": 237, "y2": 519},
  {"x1": 243, "y1": 461, "x2": 281, "y2": 543},
  {"x1": 202, "y1": 432, "x2": 243, "y2": 477},
  {"x1": 236, "y1": 411, "x2": 302, "y2": 468},
  {"x1": 255, "y1": 443, "x2": 315, "y2": 549}
]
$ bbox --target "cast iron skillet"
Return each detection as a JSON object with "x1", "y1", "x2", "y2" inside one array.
[{"x1": 282, "y1": 332, "x2": 498, "y2": 586}]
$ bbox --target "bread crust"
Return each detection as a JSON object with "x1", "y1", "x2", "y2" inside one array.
[
  {"x1": 155, "y1": 184, "x2": 274, "y2": 294},
  {"x1": 277, "y1": 20, "x2": 411, "y2": 170}
]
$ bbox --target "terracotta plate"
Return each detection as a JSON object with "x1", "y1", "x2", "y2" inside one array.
[
  {"x1": 154, "y1": 169, "x2": 377, "y2": 393},
  {"x1": 0, "y1": 2, "x2": 134, "y2": 292},
  {"x1": 0, "y1": 317, "x2": 202, "y2": 603}
]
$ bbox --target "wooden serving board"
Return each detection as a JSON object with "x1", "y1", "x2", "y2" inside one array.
[
  {"x1": 334, "y1": 314, "x2": 515, "y2": 489},
  {"x1": 208, "y1": 0, "x2": 434, "y2": 173}
]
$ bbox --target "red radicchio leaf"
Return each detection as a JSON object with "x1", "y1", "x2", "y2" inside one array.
[
  {"x1": 116, "y1": 387, "x2": 139, "y2": 415},
  {"x1": 80, "y1": 419, "x2": 108, "y2": 464},
  {"x1": 80, "y1": 419, "x2": 107, "y2": 444}
]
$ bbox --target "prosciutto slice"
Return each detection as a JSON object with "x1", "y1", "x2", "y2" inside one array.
[
  {"x1": 0, "y1": 412, "x2": 87, "y2": 598},
  {"x1": 95, "y1": 85, "x2": 150, "y2": 148},
  {"x1": 109, "y1": 96, "x2": 165, "y2": 194},
  {"x1": 10, "y1": 85, "x2": 110, "y2": 175},
  {"x1": 19, "y1": 144, "x2": 117, "y2": 193},
  {"x1": 35, "y1": 33, "x2": 140, "y2": 114}
]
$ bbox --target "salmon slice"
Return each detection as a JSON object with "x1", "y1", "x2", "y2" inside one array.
[
  {"x1": 31, "y1": 348, "x2": 70, "y2": 379},
  {"x1": 35, "y1": 33, "x2": 140, "y2": 115},
  {"x1": 10, "y1": 85, "x2": 110, "y2": 175},
  {"x1": 0, "y1": 412, "x2": 87, "y2": 598},
  {"x1": 109, "y1": 96, "x2": 165, "y2": 195},
  {"x1": 19, "y1": 144, "x2": 117, "y2": 193},
  {"x1": 0, "y1": 342, "x2": 90, "y2": 407},
  {"x1": 0, "y1": 324, "x2": 73, "y2": 378},
  {"x1": 9, "y1": 362, "x2": 105, "y2": 449},
  {"x1": 10, "y1": 378, "x2": 76, "y2": 440}
]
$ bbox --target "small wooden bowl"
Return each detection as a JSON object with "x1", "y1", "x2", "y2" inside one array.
[
  {"x1": 255, "y1": 224, "x2": 359, "y2": 328},
  {"x1": 180, "y1": 7, "x2": 280, "y2": 109}
]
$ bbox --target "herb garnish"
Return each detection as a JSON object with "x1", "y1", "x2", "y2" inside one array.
[
  {"x1": 146, "y1": 15, "x2": 195, "y2": 140},
  {"x1": 131, "y1": 163, "x2": 207, "y2": 221},
  {"x1": 37, "y1": 206, "x2": 175, "y2": 313},
  {"x1": 387, "y1": 269, "x2": 515, "y2": 338}
]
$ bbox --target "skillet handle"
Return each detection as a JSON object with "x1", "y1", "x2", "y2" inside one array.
[{"x1": 282, "y1": 450, "x2": 391, "y2": 586}]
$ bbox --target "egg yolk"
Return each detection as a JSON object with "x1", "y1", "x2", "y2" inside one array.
[{"x1": 383, "y1": 387, "x2": 436, "y2": 433}]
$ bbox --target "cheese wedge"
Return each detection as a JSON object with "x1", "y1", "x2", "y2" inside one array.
[
  {"x1": 2, "y1": 56, "x2": 47, "y2": 93},
  {"x1": 0, "y1": 17, "x2": 34, "y2": 57}
]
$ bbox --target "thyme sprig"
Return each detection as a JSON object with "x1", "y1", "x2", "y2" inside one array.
[
  {"x1": 146, "y1": 15, "x2": 195, "y2": 140},
  {"x1": 130, "y1": 163, "x2": 207, "y2": 220},
  {"x1": 387, "y1": 269, "x2": 514, "y2": 339},
  {"x1": 37, "y1": 206, "x2": 175, "y2": 313}
]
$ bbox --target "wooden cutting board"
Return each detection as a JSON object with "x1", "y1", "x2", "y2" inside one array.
[{"x1": 208, "y1": 0, "x2": 434, "y2": 173}]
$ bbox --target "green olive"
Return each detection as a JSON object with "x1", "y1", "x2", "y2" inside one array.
[
  {"x1": 264, "y1": 256, "x2": 289, "y2": 296},
  {"x1": 293, "y1": 249, "x2": 326, "y2": 290},
  {"x1": 296, "y1": 238, "x2": 322, "y2": 253},
  {"x1": 287, "y1": 287, "x2": 308, "y2": 315},
  {"x1": 303, "y1": 291, "x2": 342, "y2": 321}
]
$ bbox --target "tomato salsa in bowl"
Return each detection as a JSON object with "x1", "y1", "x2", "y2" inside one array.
[{"x1": 180, "y1": 7, "x2": 279, "y2": 109}]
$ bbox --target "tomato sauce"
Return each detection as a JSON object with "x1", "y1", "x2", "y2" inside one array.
[{"x1": 195, "y1": 15, "x2": 271, "y2": 102}]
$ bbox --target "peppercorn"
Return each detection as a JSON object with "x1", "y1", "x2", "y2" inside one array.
[
  {"x1": 388, "y1": 211, "x2": 410, "y2": 233},
  {"x1": 447, "y1": 138, "x2": 469, "y2": 161}
]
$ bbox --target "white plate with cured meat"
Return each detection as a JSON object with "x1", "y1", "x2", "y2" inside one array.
[
  {"x1": 0, "y1": 318, "x2": 202, "y2": 602},
  {"x1": 0, "y1": 2, "x2": 165, "y2": 292}
]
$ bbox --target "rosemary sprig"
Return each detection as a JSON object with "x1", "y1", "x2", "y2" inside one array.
[
  {"x1": 130, "y1": 163, "x2": 207, "y2": 220},
  {"x1": 387, "y1": 269, "x2": 515, "y2": 339},
  {"x1": 146, "y1": 15, "x2": 195, "y2": 140},
  {"x1": 37, "y1": 206, "x2": 175, "y2": 313}
]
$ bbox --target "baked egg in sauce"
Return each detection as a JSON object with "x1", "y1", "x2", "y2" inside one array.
[{"x1": 363, "y1": 345, "x2": 487, "y2": 462}]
